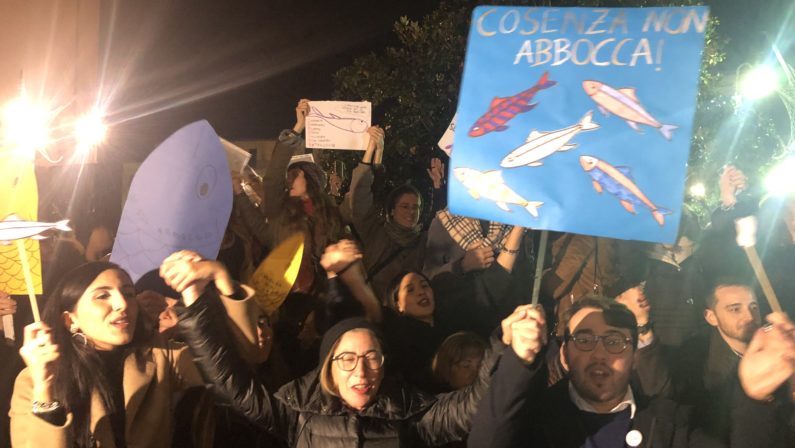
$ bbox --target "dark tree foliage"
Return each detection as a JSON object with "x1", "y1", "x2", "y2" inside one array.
[{"x1": 331, "y1": 0, "x2": 786, "y2": 221}]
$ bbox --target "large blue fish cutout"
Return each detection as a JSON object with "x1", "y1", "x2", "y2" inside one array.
[{"x1": 111, "y1": 120, "x2": 233, "y2": 282}]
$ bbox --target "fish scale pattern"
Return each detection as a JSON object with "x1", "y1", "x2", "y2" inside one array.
[{"x1": 0, "y1": 239, "x2": 42, "y2": 295}]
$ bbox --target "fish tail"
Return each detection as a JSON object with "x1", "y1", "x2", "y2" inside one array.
[
  {"x1": 524, "y1": 201, "x2": 544, "y2": 218},
  {"x1": 579, "y1": 110, "x2": 600, "y2": 131},
  {"x1": 659, "y1": 124, "x2": 678, "y2": 141},
  {"x1": 652, "y1": 208, "x2": 672, "y2": 226},
  {"x1": 55, "y1": 220, "x2": 72, "y2": 232},
  {"x1": 536, "y1": 71, "x2": 556, "y2": 90}
]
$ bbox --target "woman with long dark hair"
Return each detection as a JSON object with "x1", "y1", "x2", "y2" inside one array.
[{"x1": 10, "y1": 256, "x2": 257, "y2": 447}]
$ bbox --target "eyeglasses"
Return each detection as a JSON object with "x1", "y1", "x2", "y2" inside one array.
[
  {"x1": 567, "y1": 332, "x2": 632, "y2": 354},
  {"x1": 332, "y1": 350, "x2": 385, "y2": 371}
]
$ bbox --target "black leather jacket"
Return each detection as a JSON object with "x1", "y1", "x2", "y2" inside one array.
[{"x1": 176, "y1": 290, "x2": 502, "y2": 448}]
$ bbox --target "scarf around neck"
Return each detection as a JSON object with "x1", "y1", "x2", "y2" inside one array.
[{"x1": 436, "y1": 208, "x2": 512, "y2": 251}]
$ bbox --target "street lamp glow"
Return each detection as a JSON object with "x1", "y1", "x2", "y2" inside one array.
[
  {"x1": 2, "y1": 96, "x2": 50, "y2": 157},
  {"x1": 74, "y1": 110, "x2": 107, "y2": 152},
  {"x1": 689, "y1": 182, "x2": 706, "y2": 198},
  {"x1": 765, "y1": 158, "x2": 795, "y2": 194},
  {"x1": 740, "y1": 65, "x2": 780, "y2": 100}
]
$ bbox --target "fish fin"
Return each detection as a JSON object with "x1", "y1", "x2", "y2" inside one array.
[
  {"x1": 536, "y1": 72, "x2": 556, "y2": 89},
  {"x1": 525, "y1": 130, "x2": 542, "y2": 142},
  {"x1": 482, "y1": 170, "x2": 505, "y2": 183},
  {"x1": 468, "y1": 189, "x2": 481, "y2": 200},
  {"x1": 528, "y1": 162, "x2": 544, "y2": 167},
  {"x1": 620, "y1": 200, "x2": 637, "y2": 214},
  {"x1": 2, "y1": 214, "x2": 23, "y2": 222},
  {"x1": 579, "y1": 111, "x2": 600, "y2": 131},
  {"x1": 30, "y1": 235, "x2": 48, "y2": 240},
  {"x1": 559, "y1": 144, "x2": 577, "y2": 151},
  {"x1": 615, "y1": 165, "x2": 635, "y2": 180},
  {"x1": 489, "y1": 97, "x2": 507, "y2": 109},
  {"x1": 659, "y1": 124, "x2": 678, "y2": 141},
  {"x1": 618, "y1": 88, "x2": 638, "y2": 102},
  {"x1": 598, "y1": 105, "x2": 610, "y2": 117},
  {"x1": 495, "y1": 125, "x2": 509, "y2": 132},
  {"x1": 625, "y1": 120, "x2": 643, "y2": 133},
  {"x1": 652, "y1": 207, "x2": 672, "y2": 226},
  {"x1": 592, "y1": 181, "x2": 603, "y2": 193},
  {"x1": 55, "y1": 220, "x2": 72, "y2": 232},
  {"x1": 516, "y1": 103, "x2": 537, "y2": 113},
  {"x1": 524, "y1": 201, "x2": 544, "y2": 218},
  {"x1": 496, "y1": 201, "x2": 511, "y2": 212}
]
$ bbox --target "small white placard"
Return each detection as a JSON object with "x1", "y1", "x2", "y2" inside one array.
[
  {"x1": 306, "y1": 101, "x2": 371, "y2": 150},
  {"x1": 437, "y1": 113, "x2": 457, "y2": 156}
]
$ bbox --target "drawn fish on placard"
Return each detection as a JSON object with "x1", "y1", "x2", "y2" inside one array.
[
  {"x1": 468, "y1": 71, "x2": 556, "y2": 138},
  {"x1": 0, "y1": 214, "x2": 71, "y2": 242},
  {"x1": 307, "y1": 106, "x2": 369, "y2": 133},
  {"x1": 111, "y1": 120, "x2": 233, "y2": 282},
  {"x1": 0, "y1": 155, "x2": 43, "y2": 294},
  {"x1": 501, "y1": 111, "x2": 599, "y2": 168},
  {"x1": 582, "y1": 80, "x2": 677, "y2": 141},
  {"x1": 579, "y1": 155, "x2": 671, "y2": 226},
  {"x1": 453, "y1": 167, "x2": 543, "y2": 217}
]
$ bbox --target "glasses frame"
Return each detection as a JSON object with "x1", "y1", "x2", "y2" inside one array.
[
  {"x1": 331, "y1": 350, "x2": 385, "y2": 372},
  {"x1": 566, "y1": 332, "x2": 633, "y2": 354}
]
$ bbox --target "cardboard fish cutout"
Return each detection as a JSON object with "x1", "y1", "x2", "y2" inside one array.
[
  {"x1": 0, "y1": 155, "x2": 43, "y2": 294},
  {"x1": 249, "y1": 233, "x2": 304, "y2": 314},
  {"x1": 111, "y1": 120, "x2": 233, "y2": 282}
]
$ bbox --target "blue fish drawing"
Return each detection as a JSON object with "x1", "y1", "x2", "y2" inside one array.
[
  {"x1": 580, "y1": 155, "x2": 671, "y2": 226},
  {"x1": 111, "y1": 120, "x2": 233, "y2": 282}
]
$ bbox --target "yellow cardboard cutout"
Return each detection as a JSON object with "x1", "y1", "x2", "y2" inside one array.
[
  {"x1": 0, "y1": 155, "x2": 42, "y2": 294},
  {"x1": 250, "y1": 233, "x2": 304, "y2": 314}
]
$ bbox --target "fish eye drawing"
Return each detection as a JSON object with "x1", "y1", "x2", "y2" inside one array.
[
  {"x1": 501, "y1": 110, "x2": 599, "y2": 168},
  {"x1": 579, "y1": 155, "x2": 671, "y2": 226},
  {"x1": 453, "y1": 167, "x2": 543, "y2": 218},
  {"x1": 468, "y1": 71, "x2": 556, "y2": 138},
  {"x1": 308, "y1": 106, "x2": 369, "y2": 133},
  {"x1": 582, "y1": 80, "x2": 677, "y2": 141}
]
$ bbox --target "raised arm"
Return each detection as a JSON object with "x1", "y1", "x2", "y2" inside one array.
[
  {"x1": 321, "y1": 240, "x2": 383, "y2": 323},
  {"x1": 344, "y1": 126, "x2": 385, "y2": 240}
]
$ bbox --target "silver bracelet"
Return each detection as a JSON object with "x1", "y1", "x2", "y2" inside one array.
[{"x1": 32, "y1": 400, "x2": 62, "y2": 414}]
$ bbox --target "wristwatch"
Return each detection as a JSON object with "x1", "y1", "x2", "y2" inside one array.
[
  {"x1": 32, "y1": 400, "x2": 62, "y2": 414},
  {"x1": 637, "y1": 321, "x2": 654, "y2": 335}
]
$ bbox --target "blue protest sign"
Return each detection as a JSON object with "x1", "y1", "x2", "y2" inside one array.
[
  {"x1": 450, "y1": 6, "x2": 708, "y2": 243},
  {"x1": 111, "y1": 120, "x2": 233, "y2": 282}
]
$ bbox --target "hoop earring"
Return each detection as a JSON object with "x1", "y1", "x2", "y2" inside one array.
[{"x1": 70, "y1": 324, "x2": 88, "y2": 346}]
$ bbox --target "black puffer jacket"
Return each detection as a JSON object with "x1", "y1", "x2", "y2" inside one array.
[{"x1": 176, "y1": 291, "x2": 502, "y2": 448}]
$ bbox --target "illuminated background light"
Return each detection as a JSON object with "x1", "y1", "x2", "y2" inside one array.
[
  {"x1": 689, "y1": 182, "x2": 706, "y2": 198},
  {"x1": 740, "y1": 65, "x2": 781, "y2": 100},
  {"x1": 2, "y1": 96, "x2": 51, "y2": 157},
  {"x1": 74, "y1": 110, "x2": 107, "y2": 152},
  {"x1": 765, "y1": 158, "x2": 795, "y2": 194}
]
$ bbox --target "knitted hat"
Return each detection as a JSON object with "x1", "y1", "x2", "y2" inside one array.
[
  {"x1": 318, "y1": 317, "x2": 381, "y2": 365},
  {"x1": 287, "y1": 161, "x2": 327, "y2": 191}
]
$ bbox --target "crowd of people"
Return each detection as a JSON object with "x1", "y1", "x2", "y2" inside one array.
[{"x1": 1, "y1": 99, "x2": 795, "y2": 447}]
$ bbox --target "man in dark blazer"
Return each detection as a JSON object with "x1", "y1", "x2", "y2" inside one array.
[{"x1": 468, "y1": 296, "x2": 788, "y2": 448}]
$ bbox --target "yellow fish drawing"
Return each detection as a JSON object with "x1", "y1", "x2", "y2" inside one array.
[{"x1": 0, "y1": 154, "x2": 42, "y2": 295}]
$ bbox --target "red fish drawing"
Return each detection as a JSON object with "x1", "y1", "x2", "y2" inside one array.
[{"x1": 468, "y1": 72, "x2": 557, "y2": 138}]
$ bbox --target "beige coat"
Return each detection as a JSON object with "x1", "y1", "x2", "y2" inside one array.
[{"x1": 9, "y1": 289, "x2": 260, "y2": 448}]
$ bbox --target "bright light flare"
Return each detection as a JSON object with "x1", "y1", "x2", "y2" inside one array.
[
  {"x1": 689, "y1": 182, "x2": 706, "y2": 198},
  {"x1": 74, "y1": 110, "x2": 107, "y2": 152},
  {"x1": 740, "y1": 65, "x2": 781, "y2": 100},
  {"x1": 2, "y1": 96, "x2": 51, "y2": 157},
  {"x1": 765, "y1": 158, "x2": 795, "y2": 195}
]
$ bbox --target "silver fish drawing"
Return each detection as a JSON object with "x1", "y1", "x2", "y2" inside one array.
[
  {"x1": 307, "y1": 106, "x2": 368, "y2": 133},
  {"x1": 453, "y1": 168, "x2": 543, "y2": 217},
  {"x1": 0, "y1": 214, "x2": 71, "y2": 243},
  {"x1": 501, "y1": 111, "x2": 599, "y2": 168},
  {"x1": 582, "y1": 80, "x2": 677, "y2": 140}
]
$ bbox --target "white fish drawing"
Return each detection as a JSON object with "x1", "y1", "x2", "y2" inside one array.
[
  {"x1": 0, "y1": 214, "x2": 71, "y2": 243},
  {"x1": 501, "y1": 111, "x2": 599, "y2": 168},
  {"x1": 307, "y1": 106, "x2": 368, "y2": 133},
  {"x1": 453, "y1": 168, "x2": 543, "y2": 217},
  {"x1": 582, "y1": 80, "x2": 677, "y2": 140}
]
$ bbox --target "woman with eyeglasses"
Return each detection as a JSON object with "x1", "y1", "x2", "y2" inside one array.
[{"x1": 174, "y1": 254, "x2": 508, "y2": 448}]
